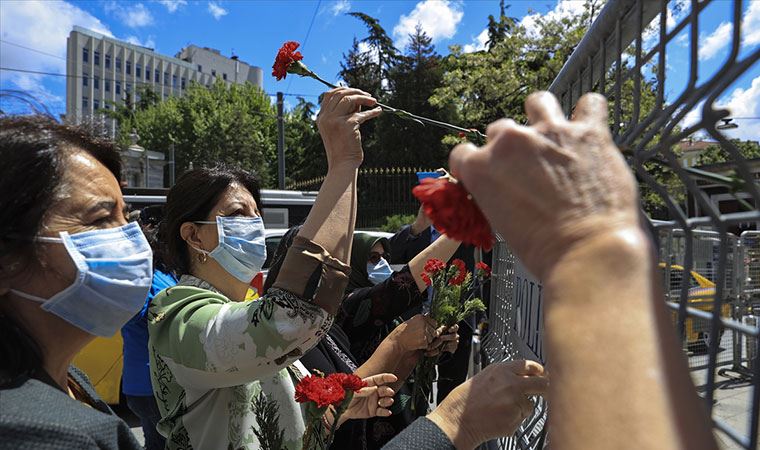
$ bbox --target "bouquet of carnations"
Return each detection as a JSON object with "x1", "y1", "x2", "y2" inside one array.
[
  {"x1": 295, "y1": 372, "x2": 366, "y2": 450},
  {"x1": 412, "y1": 258, "x2": 490, "y2": 413}
]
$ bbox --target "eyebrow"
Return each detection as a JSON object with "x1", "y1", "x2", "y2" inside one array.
[{"x1": 86, "y1": 200, "x2": 125, "y2": 216}]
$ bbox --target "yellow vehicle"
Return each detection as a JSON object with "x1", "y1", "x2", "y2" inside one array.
[{"x1": 660, "y1": 263, "x2": 731, "y2": 351}]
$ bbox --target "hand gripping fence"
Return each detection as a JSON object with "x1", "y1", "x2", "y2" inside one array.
[{"x1": 478, "y1": 1, "x2": 760, "y2": 449}]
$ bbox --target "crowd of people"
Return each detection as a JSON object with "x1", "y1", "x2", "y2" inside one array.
[{"x1": 0, "y1": 87, "x2": 719, "y2": 450}]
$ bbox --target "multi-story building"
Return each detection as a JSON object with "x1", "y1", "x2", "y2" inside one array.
[
  {"x1": 65, "y1": 26, "x2": 263, "y2": 127},
  {"x1": 65, "y1": 26, "x2": 264, "y2": 186}
]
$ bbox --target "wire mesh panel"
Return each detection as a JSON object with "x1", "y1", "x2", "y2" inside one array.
[{"x1": 483, "y1": 0, "x2": 760, "y2": 448}]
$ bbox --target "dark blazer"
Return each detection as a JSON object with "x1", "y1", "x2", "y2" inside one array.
[
  {"x1": 0, "y1": 367, "x2": 141, "y2": 450},
  {"x1": 381, "y1": 417, "x2": 455, "y2": 450}
]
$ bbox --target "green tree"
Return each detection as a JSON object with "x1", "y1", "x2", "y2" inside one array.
[
  {"x1": 113, "y1": 80, "x2": 278, "y2": 186},
  {"x1": 284, "y1": 97, "x2": 326, "y2": 184},
  {"x1": 696, "y1": 139, "x2": 760, "y2": 165}
]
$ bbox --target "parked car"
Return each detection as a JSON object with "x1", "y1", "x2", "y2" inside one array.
[{"x1": 660, "y1": 263, "x2": 731, "y2": 351}]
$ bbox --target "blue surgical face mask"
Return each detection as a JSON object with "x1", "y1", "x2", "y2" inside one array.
[
  {"x1": 193, "y1": 216, "x2": 267, "y2": 283},
  {"x1": 367, "y1": 257, "x2": 393, "y2": 285},
  {"x1": 9, "y1": 222, "x2": 153, "y2": 337}
]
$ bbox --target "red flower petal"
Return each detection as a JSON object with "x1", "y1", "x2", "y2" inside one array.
[
  {"x1": 272, "y1": 41, "x2": 304, "y2": 81},
  {"x1": 421, "y1": 272, "x2": 432, "y2": 286},
  {"x1": 412, "y1": 178, "x2": 494, "y2": 251},
  {"x1": 327, "y1": 373, "x2": 367, "y2": 393},
  {"x1": 449, "y1": 259, "x2": 467, "y2": 285},
  {"x1": 295, "y1": 374, "x2": 346, "y2": 408},
  {"x1": 424, "y1": 258, "x2": 446, "y2": 275}
]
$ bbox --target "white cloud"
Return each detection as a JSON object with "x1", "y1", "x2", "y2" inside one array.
[
  {"x1": 0, "y1": 0, "x2": 112, "y2": 109},
  {"x1": 331, "y1": 0, "x2": 350, "y2": 16},
  {"x1": 357, "y1": 41, "x2": 379, "y2": 63},
  {"x1": 743, "y1": 0, "x2": 760, "y2": 47},
  {"x1": 717, "y1": 76, "x2": 760, "y2": 141},
  {"x1": 393, "y1": 0, "x2": 463, "y2": 50},
  {"x1": 699, "y1": 22, "x2": 732, "y2": 61},
  {"x1": 208, "y1": 1, "x2": 227, "y2": 20},
  {"x1": 463, "y1": 28, "x2": 489, "y2": 53},
  {"x1": 158, "y1": 0, "x2": 187, "y2": 13},
  {"x1": 125, "y1": 35, "x2": 156, "y2": 49},
  {"x1": 698, "y1": 3, "x2": 760, "y2": 61},
  {"x1": 107, "y1": 2, "x2": 154, "y2": 28},
  {"x1": 520, "y1": 0, "x2": 588, "y2": 38}
]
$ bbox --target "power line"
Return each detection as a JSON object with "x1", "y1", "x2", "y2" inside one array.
[
  {"x1": 0, "y1": 39, "x2": 67, "y2": 61},
  {"x1": 0, "y1": 66, "x2": 320, "y2": 98},
  {"x1": 285, "y1": 0, "x2": 322, "y2": 96}
]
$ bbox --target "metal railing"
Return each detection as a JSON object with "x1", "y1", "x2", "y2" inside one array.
[{"x1": 482, "y1": 0, "x2": 760, "y2": 448}]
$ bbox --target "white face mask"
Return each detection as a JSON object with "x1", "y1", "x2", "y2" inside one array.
[
  {"x1": 192, "y1": 216, "x2": 267, "y2": 283},
  {"x1": 367, "y1": 257, "x2": 393, "y2": 285},
  {"x1": 10, "y1": 222, "x2": 153, "y2": 337}
]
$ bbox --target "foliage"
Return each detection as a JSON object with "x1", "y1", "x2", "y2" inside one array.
[
  {"x1": 250, "y1": 392, "x2": 284, "y2": 450},
  {"x1": 109, "y1": 80, "x2": 278, "y2": 186},
  {"x1": 378, "y1": 213, "x2": 416, "y2": 233},
  {"x1": 696, "y1": 139, "x2": 760, "y2": 166},
  {"x1": 284, "y1": 97, "x2": 326, "y2": 184}
]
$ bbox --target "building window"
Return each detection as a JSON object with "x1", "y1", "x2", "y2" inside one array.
[
  {"x1": 181, "y1": 77, "x2": 186, "y2": 89},
  {"x1": 82, "y1": 96, "x2": 88, "y2": 109},
  {"x1": 211, "y1": 69, "x2": 216, "y2": 77},
  {"x1": 222, "y1": 73, "x2": 227, "y2": 81},
  {"x1": 126, "y1": 83, "x2": 132, "y2": 94},
  {"x1": 82, "y1": 48, "x2": 89, "y2": 63},
  {"x1": 116, "y1": 57, "x2": 122, "y2": 71},
  {"x1": 146, "y1": 65, "x2": 151, "y2": 80},
  {"x1": 94, "y1": 51, "x2": 100, "y2": 66},
  {"x1": 105, "y1": 79, "x2": 110, "y2": 92},
  {"x1": 93, "y1": 99, "x2": 100, "y2": 110},
  {"x1": 126, "y1": 61, "x2": 132, "y2": 75},
  {"x1": 115, "y1": 81, "x2": 121, "y2": 95},
  {"x1": 197, "y1": 64, "x2": 202, "y2": 72},
  {"x1": 94, "y1": 75, "x2": 99, "y2": 89},
  {"x1": 82, "y1": 74, "x2": 88, "y2": 87},
  {"x1": 105, "y1": 54, "x2": 111, "y2": 69},
  {"x1": 136, "y1": 63, "x2": 142, "y2": 78},
  {"x1": 155, "y1": 69, "x2": 160, "y2": 82},
  {"x1": 164, "y1": 72, "x2": 169, "y2": 86},
  {"x1": 172, "y1": 75, "x2": 177, "y2": 88}
]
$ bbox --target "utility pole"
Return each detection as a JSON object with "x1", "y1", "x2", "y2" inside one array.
[
  {"x1": 168, "y1": 142, "x2": 176, "y2": 186},
  {"x1": 277, "y1": 91, "x2": 285, "y2": 190}
]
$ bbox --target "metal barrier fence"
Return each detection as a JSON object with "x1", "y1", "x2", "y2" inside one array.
[
  {"x1": 481, "y1": 0, "x2": 760, "y2": 449},
  {"x1": 288, "y1": 167, "x2": 434, "y2": 228}
]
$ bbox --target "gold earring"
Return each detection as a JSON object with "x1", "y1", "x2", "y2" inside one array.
[{"x1": 198, "y1": 252, "x2": 208, "y2": 264}]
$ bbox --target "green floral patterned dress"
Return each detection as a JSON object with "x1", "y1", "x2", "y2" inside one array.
[{"x1": 148, "y1": 275, "x2": 331, "y2": 450}]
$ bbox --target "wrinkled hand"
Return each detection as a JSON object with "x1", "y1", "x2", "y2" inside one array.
[
  {"x1": 425, "y1": 324, "x2": 459, "y2": 357},
  {"x1": 390, "y1": 314, "x2": 438, "y2": 353},
  {"x1": 410, "y1": 205, "x2": 433, "y2": 236},
  {"x1": 449, "y1": 92, "x2": 640, "y2": 279},
  {"x1": 316, "y1": 87, "x2": 382, "y2": 169},
  {"x1": 343, "y1": 373, "x2": 397, "y2": 421},
  {"x1": 428, "y1": 360, "x2": 548, "y2": 450}
]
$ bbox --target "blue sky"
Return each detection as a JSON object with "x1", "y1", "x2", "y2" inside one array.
[{"x1": 0, "y1": 0, "x2": 758, "y2": 140}]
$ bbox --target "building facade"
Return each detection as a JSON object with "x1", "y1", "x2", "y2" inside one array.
[{"x1": 65, "y1": 26, "x2": 263, "y2": 128}]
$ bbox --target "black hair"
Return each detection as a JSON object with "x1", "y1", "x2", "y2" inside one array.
[
  {"x1": 0, "y1": 113, "x2": 122, "y2": 382},
  {"x1": 162, "y1": 165, "x2": 262, "y2": 276}
]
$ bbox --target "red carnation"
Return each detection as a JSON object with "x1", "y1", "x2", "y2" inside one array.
[
  {"x1": 424, "y1": 258, "x2": 446, "y2": 275},
  {"x1": 295, "y1": 375, "x2": 345, "y2": 408},
  {"x1": 449, "y1": 259, "x2": 467, "y2": 286},
  {"x1": 421, "y1": 272, "x2": 432, "y2": 286},
  {"x1": 476, "y1": 262, "x2": 491, "y2": 278},
  {"x1": 412, "y1": 178, "x2": 494, "y2": 251},
  {"x1": 458, "y1": 131, "x2": 466, "y2": 138},
  {"x1": 327, "y1": 373, "x2": 367, "y2": 393},
  {"x1": 272, "y1": 41, "x2": 303, "y2": 80}
]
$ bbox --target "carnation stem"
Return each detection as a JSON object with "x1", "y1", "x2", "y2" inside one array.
[{"x1": 302, "y1": 68, "x2": 487, "y2": 144}]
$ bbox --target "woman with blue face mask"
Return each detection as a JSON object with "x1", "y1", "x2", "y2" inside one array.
[
  {"x1": 148, "y1": 88, "x2": 398, "y2": 450},
  {"x1": 0, "y1": 114, "x2": 150, "y2": 449}
]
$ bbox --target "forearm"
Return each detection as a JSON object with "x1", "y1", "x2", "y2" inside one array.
[
  {"x1": 408, "y1": 236, "x2": 461, "y2": 291},
  {"x1": 543, "y1": 228, "x2": 716, "y2": 450},
  {"x1": 354, "y1": 334, "x2": 405, "y2": 380},
  {"x1": 298, "y1": 164, "x2": 358, "y2": 263}
]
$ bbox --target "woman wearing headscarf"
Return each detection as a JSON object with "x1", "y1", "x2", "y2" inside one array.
[{"x1": 264, "y1": 227, "x2": 459, "y2": 449}]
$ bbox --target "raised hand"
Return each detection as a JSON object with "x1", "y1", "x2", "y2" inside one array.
[{"x1": 449, "y1": 92, "x2": 640, "y2": 279}]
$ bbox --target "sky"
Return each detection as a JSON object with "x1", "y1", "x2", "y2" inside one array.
[{"x1": 0, "y1": 0, "x2": 758, "y2": 140}]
